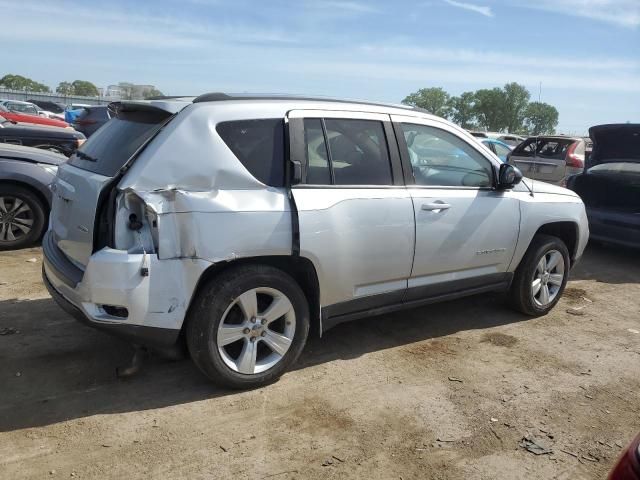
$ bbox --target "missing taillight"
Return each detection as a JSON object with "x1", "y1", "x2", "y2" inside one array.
[{"x1": 114, "y1": 191, "x2": 159, "y2": 254}]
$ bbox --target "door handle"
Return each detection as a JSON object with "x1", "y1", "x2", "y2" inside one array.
[{"x1": 421, "y1": 202, "x2": 451, "y2": 212}]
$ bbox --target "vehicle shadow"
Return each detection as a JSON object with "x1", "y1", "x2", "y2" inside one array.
[
  {"x1": 0, "y1": 292, "x2": 527, "y2": 433},
  {"x1": 570, "y1": 242, "x2": 640, "y2": 283},
  {"x1": 1, "y1": 244, "x2": 633, "y2": 433}
]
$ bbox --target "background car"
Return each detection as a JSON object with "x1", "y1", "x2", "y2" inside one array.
[
  {"x1": 28, "y1": 99, "x2": 67, "y2": 119},
  {"x1": 480, "y1": 138, "x2": 513, "y2": 162},
  {"x1": 469, "y1": 131, "x2": 526, "y2": 147},
  {"x1": 0, "y1": 115, "x2": 85, "y2": 157},
  {"x1": 567, "y1": 124, "x2": 640, "y2": 248},
  {"x1": 608, "y1": 432, "x2": 640, "y2": 479},
  {"x1": 0, "y1": 101, "x2": 70, "y2": 129},
  {"x1": 0, "y1": 144, "x2": 64, "y2": 250},
  {"x1": 508, "y1": 135, "x2": 587, "y2": 185},
  {"x1": 72, "y1": 105, "x2": 112, "y2": 137},
  {"x1": 497, "y1": 134, "x2": 526, "y2": 147}
]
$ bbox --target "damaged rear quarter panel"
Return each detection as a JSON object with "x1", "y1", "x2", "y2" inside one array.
[{"x1": 117, "y1": 102, "x2": 294, "y2": 263}]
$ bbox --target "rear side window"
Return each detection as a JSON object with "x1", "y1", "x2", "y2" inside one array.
[
  {"x1": 216, "y1": 119, "x2": 285, "y2": 187},
  {"x1": 301, "y1": 118, "x2": 393, "y2": 186},
  {"x1": 68, "y1": 108, "x2": 171, "y2": 177},
  {"x1": 513, "y1": 138, "x2": 574, "y2": 160}
]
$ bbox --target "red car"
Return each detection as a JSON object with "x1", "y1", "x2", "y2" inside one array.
[
  {"x1": 0, "y1": 102, "x2": 69, "y2": 129},
  {"x1": 609, "y1": 433, "x2": 640, "y2": 480}
]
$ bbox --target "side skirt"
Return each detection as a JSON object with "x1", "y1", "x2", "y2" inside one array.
[{"x1": 322, "y1": 273, "x2": 513, "y2": 332}]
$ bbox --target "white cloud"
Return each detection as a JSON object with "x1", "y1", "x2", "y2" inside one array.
[
  {"x1": 519, "y1": 0, "x2": 640, "y2": 28},
  {"x1": 0, "y1": 0, "x2": 295, "y2": 48},
  {"x1": 443, "y1": 0, "x2": 494, "y2": 17},
  {"x1": 311, "y1": 1, "x2": 381, "y2": 13}
]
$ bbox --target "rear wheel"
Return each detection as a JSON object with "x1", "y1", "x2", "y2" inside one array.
[
  {"x1": 0, "y1": 185, "x2": 46, "y2": 250},
  {"x1": 186, "y1": 265, "x2": 310, "y2": 389},
  {"x1": 509, "y1": 234, "x2": 570, "y2": 316}
]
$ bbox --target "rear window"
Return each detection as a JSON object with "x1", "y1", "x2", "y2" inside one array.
[
  {"x1": 513, "y1": 138, "x2": 575, "y2": 160},
  {"x1": 216, "y1": 119, "x2": 285, "y2": 187},
  {"x1": 68, "y1": 108, "x2": 170, "y2": 177}
]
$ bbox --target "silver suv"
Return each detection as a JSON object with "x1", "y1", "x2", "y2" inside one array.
[{"x1": 42, "y1": 94, "x2": 589, "y2": 389}]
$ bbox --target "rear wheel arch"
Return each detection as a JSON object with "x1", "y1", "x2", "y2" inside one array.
[{"x1": 185, "y1": 255, "x2": 321, "y2": 337}]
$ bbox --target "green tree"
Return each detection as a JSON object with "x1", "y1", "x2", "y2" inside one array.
[
  {"x1": 402, "y1": 87, "x2": 451, "y2": 118},
  {"x1": 56, "y1": 81, "x2": 74, "y2": 95},
  {"x1": 523, "y1": 102, "x2": 559, "y2": 135},
  {"x1": 502, "y1": 82, "x2": 530, "y2": 133},
  {"x1": 143, "y1": 87, "x2": 164, "y2": 99},
  {"x1": 0, "y1": 74, "x2": 50, "y2": 92},
  {"x1": 448, "y1": 91, "x2": 476, "y2": 129},
  {"x1": 71, "y1": 80, "x2": 99, "y2": 97},
  {"x1": 473, "y1": 88, "x2": 507, "y2": 131}
]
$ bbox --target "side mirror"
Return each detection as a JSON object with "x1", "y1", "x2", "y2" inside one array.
[
  {"x1": 290, "y1": 160, "x2": 303, "y2": 185},
  {"x1": 498, "y1": 163, "x2": 522, "y2": 189}
]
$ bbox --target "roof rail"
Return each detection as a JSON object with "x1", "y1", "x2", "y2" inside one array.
[
  {"x1": 192, "y1": 91, "x2": 422, "y2": 112},
  {"x1": 145, "y1": 95, "x2": 195, "y2": 101}
]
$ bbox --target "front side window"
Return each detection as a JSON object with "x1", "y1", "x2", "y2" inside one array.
[
  {"x1": 401, "y1": 123, "x2": 493, "y2": 187},
  {"x1": 301, "y1": 118, "x2": 393, "y2": 186}
]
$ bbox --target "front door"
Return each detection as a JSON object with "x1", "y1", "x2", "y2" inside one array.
[
  {"x1": 392, "y1": 115, "x2": 520, "y2": 300},
  {"x1": 288, "y1": 110, "x2": 415, "y2": 321}
]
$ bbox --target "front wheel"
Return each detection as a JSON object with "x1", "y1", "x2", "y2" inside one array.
[
  {"x1": 509, "y1": 234, "x2": 570, "y2": 316},
  {"x1": 186, "y1": 265, "x2": 310, "y2": 389}
]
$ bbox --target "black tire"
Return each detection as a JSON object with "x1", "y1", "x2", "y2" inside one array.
[
  {"x1": 186, "y1": 264, "x2": 310, "y2": 389},
  {"x1": 509, "y1": 234, "x2": 570, "y2": 316},
  {"x1": 0, "y1": 184, "x2": 47, "y2": 251}
]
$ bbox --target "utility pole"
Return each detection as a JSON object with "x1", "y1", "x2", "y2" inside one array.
[{"x1": 538, "y1": 81, "x2": 542, "y2": 103}]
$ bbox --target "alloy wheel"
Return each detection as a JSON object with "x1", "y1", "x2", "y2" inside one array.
[
  {"x1": 531, "y1": 249, "x2": 565, "y2": 307},
  {"x1": 0, "y1": 196, "x2": 34, "y2": 243},
  {"x1": 216, "y1": 287, "x2": 296, "y2": 375}
]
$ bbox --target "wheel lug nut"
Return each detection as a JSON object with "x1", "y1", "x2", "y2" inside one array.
[
  {"x1": 250, "y1": 317, "x2": 256, "y2": 323},
  {"x1": 261, "y1": 319, "x2": 267, "y2": 325},
  {"x1": 243, "y1": 328, "x2": 250, "y2": 334},
  {"x1": 250, "y1": 337, "x2": 257, "y2": 343},
  {"x1": 261, "y1": 331, "x2": 266, "y2": 337}
]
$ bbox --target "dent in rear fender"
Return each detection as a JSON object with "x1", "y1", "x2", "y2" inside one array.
[
  {"x1": 136, "y1": 188, "x2": 293, "y2": 262},
  {"x1": 508, "y1": 193, "x2": 589, "y2": 270},
  {"x1": 77, "y1": 249, "x2": 211, "y2": 330}
]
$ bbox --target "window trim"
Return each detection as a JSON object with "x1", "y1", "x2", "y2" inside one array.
[
  {"x1": 392, "y1": 117, "x2": 498, "y2": 190},
  {"x1": 287, "y1": 109, "x2": 404, "y2": 188}
]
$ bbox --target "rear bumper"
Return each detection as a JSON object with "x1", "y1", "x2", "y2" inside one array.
[
  {"x1": 42, "y1": 230, "x2": 189, "y2": 347},
  {"x1": 587, "y1": 208, "x2": 640, "y2": 248},
  {"x1": 42, "y1": 267, "x2": 179, "y2": 346}
]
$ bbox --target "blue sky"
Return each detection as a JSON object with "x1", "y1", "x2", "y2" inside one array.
[{"x1": 2, "y1": 0, "x2": 639, "y2": 134}]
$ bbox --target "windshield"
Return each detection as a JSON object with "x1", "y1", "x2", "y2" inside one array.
[{"x1": 67, "y1": 108, "x2": 171, "y2": 177}]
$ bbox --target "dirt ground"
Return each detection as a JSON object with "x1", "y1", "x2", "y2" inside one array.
[{"x1": 1, "y1": 245, "x2": 639, "y2": 480}]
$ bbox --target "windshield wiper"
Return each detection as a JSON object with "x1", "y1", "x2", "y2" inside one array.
[{"x1": 74, "y1": 150, "x2": 98, "y2": 162}]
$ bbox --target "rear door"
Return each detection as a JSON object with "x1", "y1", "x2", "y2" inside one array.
[
  {"x1": 509, "y1": 138, "x2": 572, "y2": 183},
  {"x1": 50, "y1": 105, "x2": 173, "y2": 267},
  {"x1": 287, "y1": 110, "x2": 415, "y2": 318}
]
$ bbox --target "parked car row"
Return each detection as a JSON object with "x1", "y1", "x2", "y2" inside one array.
[{"x1": 0, "y1": 99, "x2": 110, "y2": 144}]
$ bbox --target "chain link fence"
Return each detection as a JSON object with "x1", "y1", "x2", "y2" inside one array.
[{"x1": 0, "y1": 88, "x2": 113, "y2": 106}]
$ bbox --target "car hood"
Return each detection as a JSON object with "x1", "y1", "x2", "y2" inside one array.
[
  {"x1": 0, "y1": 124, "x2": 85, "y2": 139},
  {"x1": 588, "y1": 124, "x2": 640, "y2": 168},
  {"x1": 515, "y1": 178, "x2": 580, "y2": 198},
  {"x1": 0, "y1": 143, "x2": 66, "y2": 165}
]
